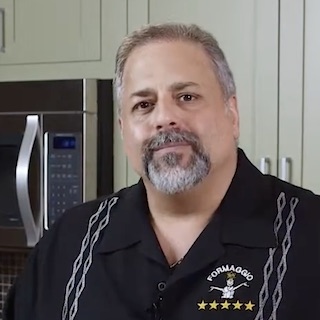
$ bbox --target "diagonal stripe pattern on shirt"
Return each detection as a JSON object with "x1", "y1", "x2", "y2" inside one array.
[
  {"x1": 61, "y1": 197, "x2": 118, "y2": 320},
  {"x1": 255, "y1": 192, "x2": 299, "y2": 320}
]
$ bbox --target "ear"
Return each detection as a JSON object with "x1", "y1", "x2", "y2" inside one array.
[
  {"x1": 118, "y1": 117, "x2": 124, "y2": 140},
  {"x1": 227, "y1": 95, "x2": 240, "y2": 140}
]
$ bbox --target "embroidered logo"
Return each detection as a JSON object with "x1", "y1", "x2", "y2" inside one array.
[
  {"x1": 209, "y1": 271, "x2": 249, "y2": 299},
  {"x1": 196, "y1": 264, "x2": 255, "y2": 312}
]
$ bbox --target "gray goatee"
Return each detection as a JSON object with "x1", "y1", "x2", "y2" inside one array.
[{"x1": 142, "y1": 129, "x2": 211, "y2": 194}]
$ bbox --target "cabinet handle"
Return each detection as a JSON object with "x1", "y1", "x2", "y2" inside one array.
[
  {"x1": 280, "y1": 157, "x2": 292, "y2": 182},
  {"x1": 0, "y1": 8, "x2": 5, "y2": 53},
  {"x1": 260, "y1": 157, "x2": 271, "y2": 174}
]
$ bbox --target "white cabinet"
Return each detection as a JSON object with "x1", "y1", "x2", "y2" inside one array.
[
  {"x1": 118, "y1": 0, "x2": 279, "y2": 189},
  {"x1": 277, "y1": 0, "x2": 320, "y2": 194},
  {"x1": 301, "y1": 0, "x2": 320, "y2": 193},
  {"x1": 278, "y1": 0, "x2": 304, "y2": 188},
  {"x1": 0, "y1": 0, "x2": 127, "y2": 80},
  {"x1": 0, "y1": 0, "x2": 100, "y2": 64}
]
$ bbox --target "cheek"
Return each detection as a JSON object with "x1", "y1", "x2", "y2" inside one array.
[
  {"x1": 123, "y1": 133, "x2": 137, "y2": 155},
  {"x1": 195, "y1": 118, "x2": 231, "y2": 152},
  {"x1": 206, "y1": 112, "x2": 233, "y2": 136},
  {"x1": 196, "y1": 118, "x2": 219, "y2": 142},
  {"x1": 122, "y1": 125, "x2": 145, "y2": 156}
]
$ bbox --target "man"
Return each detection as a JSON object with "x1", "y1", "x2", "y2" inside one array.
[{"x1": 4, "y1": 22, "x2": 320, "y2": 320}]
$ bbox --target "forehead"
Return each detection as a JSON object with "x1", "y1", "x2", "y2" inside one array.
[{"x1": 122, "y1": 40, "x2": 219, "y2": 94}]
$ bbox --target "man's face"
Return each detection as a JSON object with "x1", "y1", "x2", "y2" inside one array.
[{"x1": 119, "y1": 40, "x2": 239, "y2": 194}]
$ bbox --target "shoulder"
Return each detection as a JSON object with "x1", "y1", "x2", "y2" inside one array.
[
  {"x1": 3, "y1": 186, "x2": 140, "y2": 319},
  {"x1": 267, "y1": 174, "x2": 320, "y2": 206},
  {"x1": 36, "y1": 184, "x2": 137, "y2": 258},
  {"x1": 266, "y1": 175, "x2": 320, "y2": 234}
]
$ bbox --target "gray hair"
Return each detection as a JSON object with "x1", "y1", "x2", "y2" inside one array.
[{"x1": 113, "y1": 22, "x2": 236, "y2": 114}]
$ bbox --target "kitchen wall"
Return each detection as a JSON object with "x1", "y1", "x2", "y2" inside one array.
[{"x1": 0, "y1": 251, "x2": 29, "y2": 320}]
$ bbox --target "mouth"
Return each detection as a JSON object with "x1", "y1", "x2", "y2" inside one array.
[{"x1": 152, "y1": 142, "x2": 191, "y2": 152}]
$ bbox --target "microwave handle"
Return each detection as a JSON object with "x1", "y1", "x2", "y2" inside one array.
[
  {"x1": 16, "y1": 115, "x2": 41, "y2": 247},
  {"x1": 43, "y1": 132, "x2": 49, "y2": 230}
]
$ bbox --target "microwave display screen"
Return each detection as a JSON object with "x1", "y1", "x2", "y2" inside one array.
[{"x1": 53, "y1": 136, "x2": 76, "y2": 149}]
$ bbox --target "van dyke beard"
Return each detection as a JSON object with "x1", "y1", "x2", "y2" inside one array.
[
  {"x1": 142, "y1": 129, "x2": 203, "y2": 164},
  {"x1": 141, "y1": 129, "x2": 211, "y2": 194}
]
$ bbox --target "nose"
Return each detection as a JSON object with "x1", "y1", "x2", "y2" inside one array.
[
  {"x1": 156, "y1": 120, "x2": 177, "y2": 131},
  {"x1": 153, "y1": 98, "x2": 180, "y2": 131}
]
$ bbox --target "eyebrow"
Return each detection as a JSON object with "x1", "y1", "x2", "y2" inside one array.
[
  {"x1": 129, "y1": 81, "x2": 200, "y2": 98},
  {"x1": 169, "y1": 81, "x2": 200, "y2": 91}
]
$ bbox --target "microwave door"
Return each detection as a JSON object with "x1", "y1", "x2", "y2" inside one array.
[{"x1": 16, "y1": 115, "x2": 42, "y2": 247}]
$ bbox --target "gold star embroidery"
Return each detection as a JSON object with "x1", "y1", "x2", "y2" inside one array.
[
  {"x1": 221, "y1": 300, "x2": 231, "y2": 310},
  {"x1": 233, "y1": 300, "x2": 243, "y2": 310},
  {"x1": 209, "y1": 300, "x2": 219, "y2": 310},
  {"x1": 197, "y1": 300, "x2": 208, "y2": 310},
  {"x1": 245, "y1": 301, "x2": 255, "y2": 311}
]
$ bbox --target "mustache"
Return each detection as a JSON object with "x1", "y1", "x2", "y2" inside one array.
[{"x1": 142, "y1": 129, "x2": 202, "y2": 154}]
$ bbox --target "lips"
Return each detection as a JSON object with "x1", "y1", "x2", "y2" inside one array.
[{"x1": 152, "y1": 142, "x2": 190, "y2": 152}]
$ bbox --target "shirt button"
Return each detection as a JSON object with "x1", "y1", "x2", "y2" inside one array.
[{"x1": 157, "y1": 281, "x2": 166, "y2": 291}]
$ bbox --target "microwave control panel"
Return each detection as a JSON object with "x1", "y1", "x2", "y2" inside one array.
[{"x1": 44, "y1": 132, "x2": 82, "y2": 228}]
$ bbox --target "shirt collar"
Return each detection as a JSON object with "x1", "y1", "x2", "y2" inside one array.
[
  {"x1": 96, "y1": 148, "x2": 278, "y2": 254},
  {"x1": 95, "y1": 180, "x2": 151, "y2": 254},
  {"x1": 219, "y1": 149, "x2": 278, "y2": 248}
]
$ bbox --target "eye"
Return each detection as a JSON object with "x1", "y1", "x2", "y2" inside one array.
[
  {"x1": 133, "y1": 101, "x2": 153, "y2": 111},
  {"x1": 178, "y1": 94, "x2": 196, "y2": 102}
]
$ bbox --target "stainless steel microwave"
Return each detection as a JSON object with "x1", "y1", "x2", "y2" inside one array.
[
  {"x1": 0, "y1": 80, "x2": 99, "y2": 248},
  {"x1": 0, "y1": 79, "x2": 113, "y2": 250}
]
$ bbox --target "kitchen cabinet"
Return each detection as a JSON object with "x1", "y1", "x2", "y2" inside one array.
[
  {"x1": 276, "y1": 0, "x2": 304, "y2": 188},
  {"x1": 117, "y1": 0, "x2": 279, "y2": 189},
  {"x1": 0, "y1": 0, "x2": 100, "y2": 64},
  {"x1": 277, "y1": 0, "x2": 320, "y2": 194},
  {"x1": 0, "y1": 0, "x2": 127, "y2": 80},
  {"x1": 301, "y1": 0, "x2": 320, "y2": 193}
]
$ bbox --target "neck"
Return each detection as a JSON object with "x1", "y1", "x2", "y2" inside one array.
[{"x1": 142, "y1": 151, "x2": 238, "y2": 266}]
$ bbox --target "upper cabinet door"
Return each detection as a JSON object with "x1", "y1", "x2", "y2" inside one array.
[
  {"x1": 278, "y1": 0, "x2": 304, "y2": 187},
  {"x1": 302, "y1": 0, "x2": 320, "y2": 194},
  {"x1": 0, "y1": 0, "x2": 100, "y2": 65}
]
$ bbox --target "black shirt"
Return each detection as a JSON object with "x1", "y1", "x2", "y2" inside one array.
[{"x1": 4, "y1": 149, "x2": 320, "y2": 320}]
